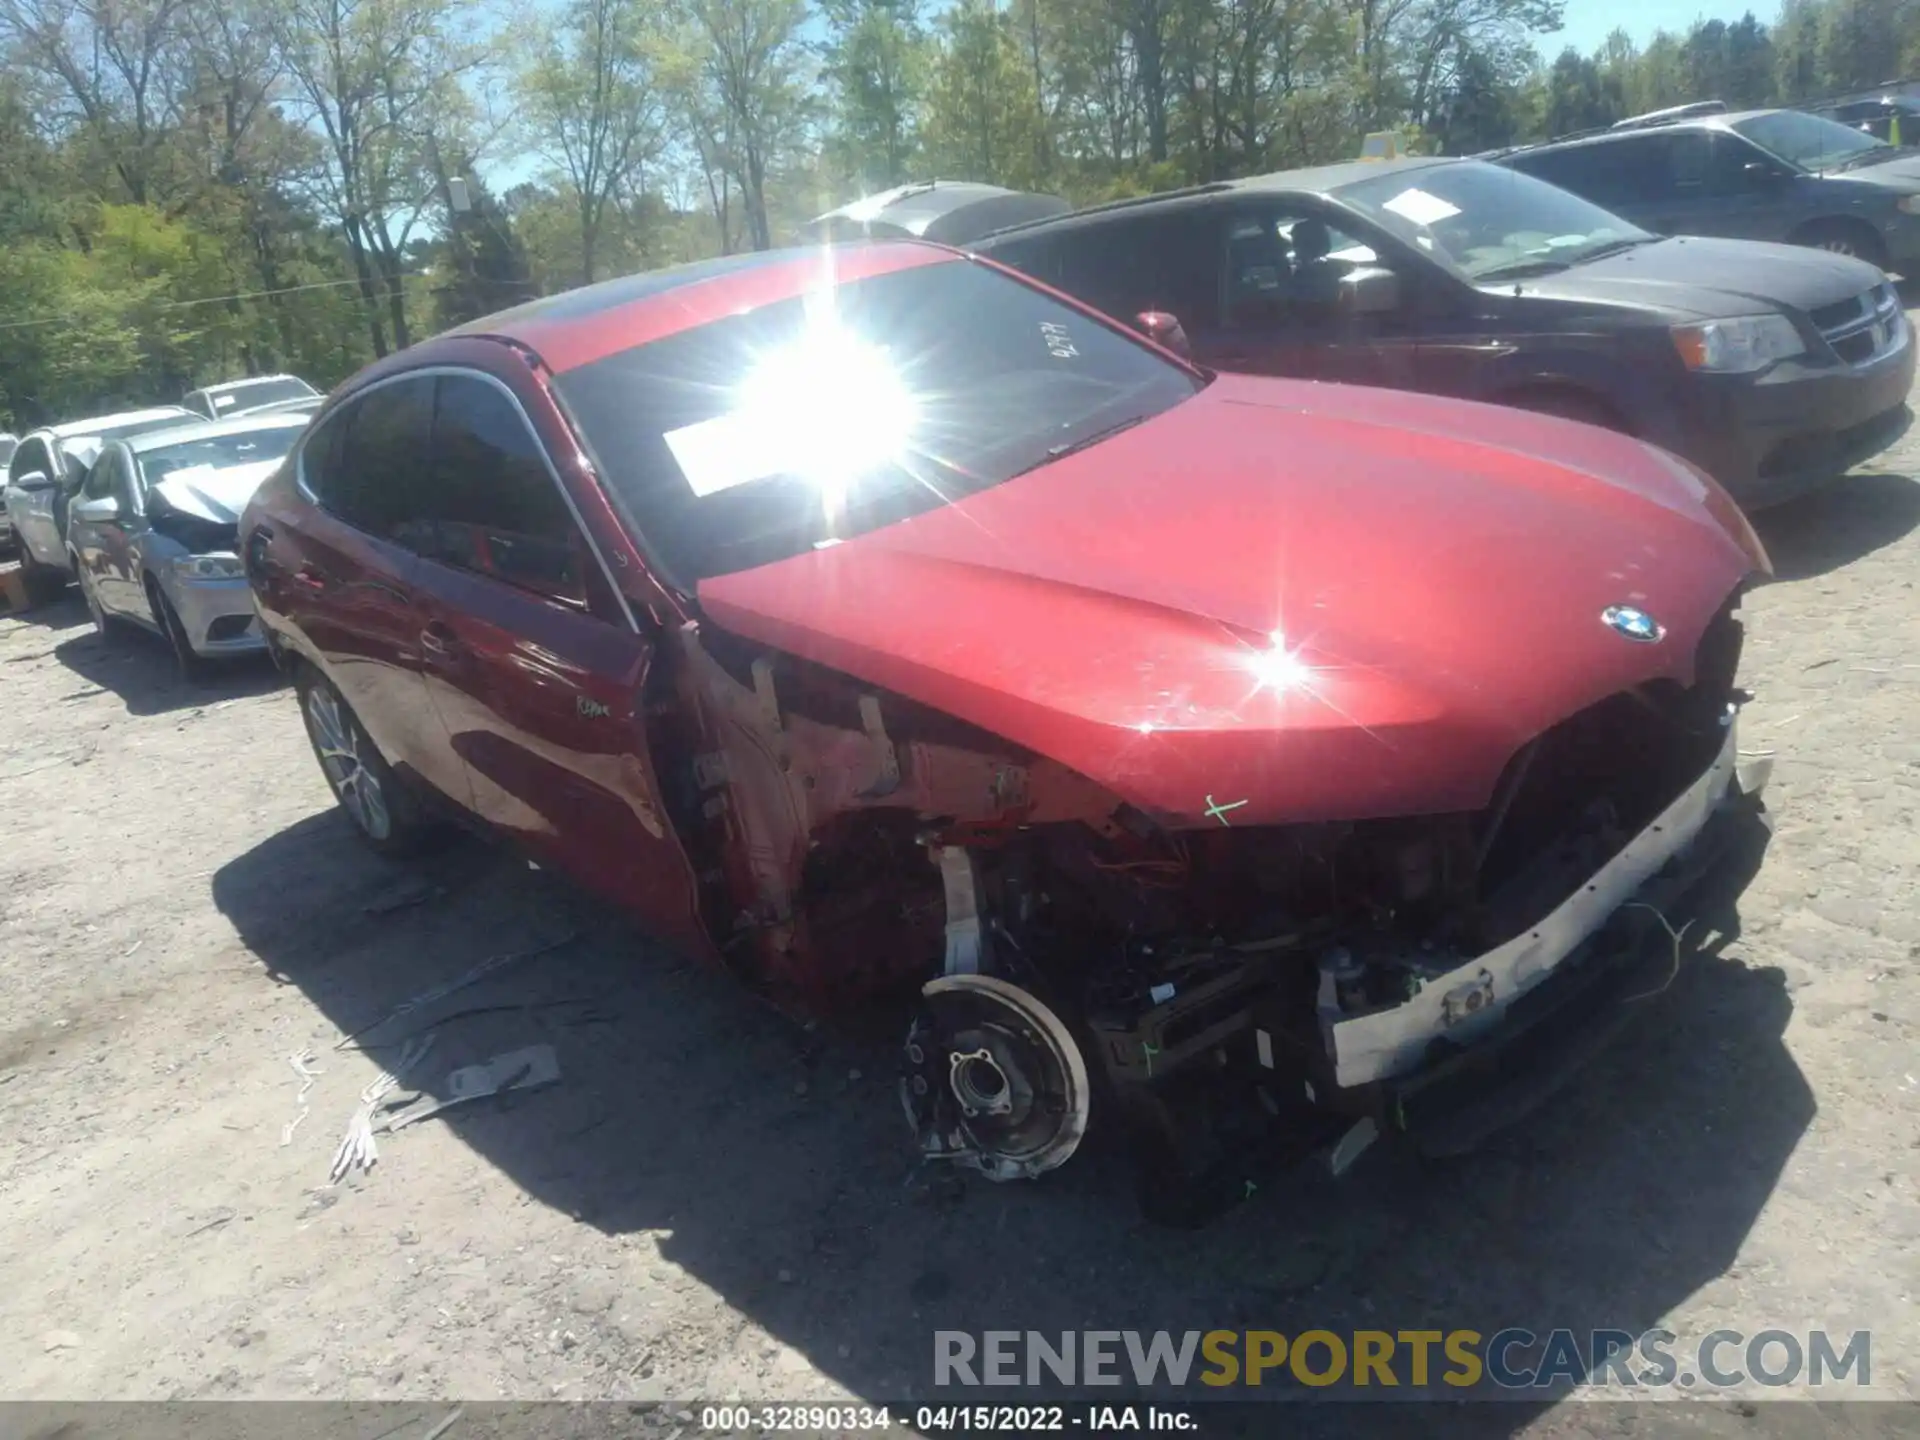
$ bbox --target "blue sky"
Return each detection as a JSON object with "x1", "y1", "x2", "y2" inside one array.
[{"x1": 1553, "y1": 0, "x2": 1776, "y2": 55}]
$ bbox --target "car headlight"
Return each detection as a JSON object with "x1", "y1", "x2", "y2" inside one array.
[
  {"x1": 1671, "y1": 314, "x2": 1806, "y2": 374},
  {"x1": 173, "y1": 553, "x2": 245, "y2": 580}
]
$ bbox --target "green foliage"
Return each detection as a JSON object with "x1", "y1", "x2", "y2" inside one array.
[{"x1": 0, "y1": 0, "x2": 1913, "y2": 426}]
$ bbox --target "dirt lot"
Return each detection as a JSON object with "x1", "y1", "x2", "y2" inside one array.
[{"x1": 4, "y1": 340, "x2": 1920, "y2": 1436}]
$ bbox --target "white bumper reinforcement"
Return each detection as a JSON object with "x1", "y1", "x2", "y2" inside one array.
[{"x1": 1327, "y1": 716, "x2": 1750, "y2": 1089}]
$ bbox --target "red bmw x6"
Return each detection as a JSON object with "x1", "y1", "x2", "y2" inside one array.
[{"x1": 242, "y1": 240, "x2": 1774, "y2": 1221}]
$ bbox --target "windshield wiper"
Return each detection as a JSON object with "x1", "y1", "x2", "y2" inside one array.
[
  {"x1": 1020, "y1": 413, "x2": 1151, "y2": 472},
  {"x1": 1830, "y1": 148, "x2": 1897, "y2": 172},
  {"x1": 1569, "y1": 236, "x2": 1657, "y2": 263},
  {"x1": 1474, "y1": 257, "x2": 1572, "y2": 282}
]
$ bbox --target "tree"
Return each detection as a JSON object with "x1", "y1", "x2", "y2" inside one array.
[
  {"x1": 516, "y1": 0, "x2": 667, "y2": 285},
  {"x1": 676, "y1": 0, "x2": 812, "y2": 251},
  {"x1": 0, "y1": 0, "x2": 191, "y2": 205},
  {"x1": 268, "y1": 0, "x2": 483, "y2": 353},
  {"x1": 1542, "y1": 47, "x2": 1622, "y2": 136},
  {"x1": 820, "y1": 0, "x2": 926, "y2": 189},
  {"x1": 426, "y1": 171, "x2": 532, "y2": 329},
  {"x1": 1435, "y1": 45, "x2": 1523, "y2": 152},
  {"x1": 921, "y1": 0, "x2": 1048, "y2": 185}
]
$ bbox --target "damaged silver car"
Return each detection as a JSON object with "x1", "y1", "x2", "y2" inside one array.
[{"x1": 66, "y1": 412, "x2": 309, "y2": 677}]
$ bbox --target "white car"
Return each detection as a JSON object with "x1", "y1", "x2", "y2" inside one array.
[
  {"x1": 181, "y1": 374, "x2": 320, "y2": 421},
  {"x1": 66, "y1": 412, "x2": 310, "y2": 676},
  {"x1": 0, "y1": 433, "x2": 17, "y2": 549},
  {"x1": 4, "y1": 408, "x2": 199, "y2": 590}
]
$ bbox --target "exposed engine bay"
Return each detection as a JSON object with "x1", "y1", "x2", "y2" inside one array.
[{"x1": 650, "y1": 589, "x2": 1762, "y2": 1220}]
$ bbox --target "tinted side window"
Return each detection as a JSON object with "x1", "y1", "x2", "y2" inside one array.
[
  {"x1": 981, "y1": 233, "x2": 1063, "y2": 287},
  {"x1": 1056, "y1": 214, "x2": 1217, "y2": 326},
  {"x1": 1511, "y1": 138, "x2": 1655, "y2": 207},
  {"x1": 316, "y1": 378, "x2": 432, "y2": 537},
  {"x1": 401, "y1": 374, "x2": 585, "y2": 604}
]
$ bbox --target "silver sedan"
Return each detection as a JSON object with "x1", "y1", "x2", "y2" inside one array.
[{"x1": 66, "y1": 413, "x2": 311, "y2": 678}]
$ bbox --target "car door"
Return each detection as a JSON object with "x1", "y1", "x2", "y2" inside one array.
[
  {"x1": 70, "y1": 444, "x2": 138, "y2": 615},
  {"x1": 1047, "y1": 210, "x2": 1220, "y2": 335},
  {"x1": 1195, "y1": 201, "x2": 1426, "y2": 387},
  {"x1": 397, "y1": 369, "x2": 705, "y2": 949},
  {"x1": 1629, "y1": 129, "x2": 1789, "y2": 243},
  {"x1": 270, "y1": 378, "x2": 474, "y2": 811},
  {"x1": 1508, "y1": 136, "x2": 1658, "y2": 227},
  {"x1": 6, "y1": 436, "x2": 59, "y2": 561}
]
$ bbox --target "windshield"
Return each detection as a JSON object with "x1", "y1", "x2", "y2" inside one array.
[
  {"x1": 209, "y1": 377, "x2": 319, "y2": 413},
  {"x1": 136, "y1": 426, "x2": 301, "y2": 485},
  {"x1": 555, "y1": 256, "x2": 1203, "y2": 586},
  {"x1": 1336, "y1": 160, "x2": 1654, "y2": 280},
  {"x1": 88, "y1": 411, "x2": 196, "y2": 440},
  {"x1": 1734, "y1": 111, "x2": 1893, "y2": 172}
]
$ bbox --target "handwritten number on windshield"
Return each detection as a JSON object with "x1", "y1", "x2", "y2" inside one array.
[{"x1": 1040, "y1": 322, "x2": 1079, "y2": 359}]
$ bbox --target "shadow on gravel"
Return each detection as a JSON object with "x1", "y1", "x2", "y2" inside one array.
[
  {"x1": 1755, "y1": 469, "x2": 1920, "y2": 582},
  {"x1": 213, "y1": 802, "x2": 1806, "y2": 1435},
  {"x1": 0, "y1": 587, "x2": 93, "y2": 634},
  {"x1": 50, "y1": 618, "x2": 283, "y2": 715}
]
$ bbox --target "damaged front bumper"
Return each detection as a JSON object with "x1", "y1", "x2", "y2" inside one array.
[
  {"x1": 1325, "y1": 716, "x2": 1758, "y2": 1089},
  {"x1": 1364, "y1": 721, "x2": 1773, "y2": 1159}
]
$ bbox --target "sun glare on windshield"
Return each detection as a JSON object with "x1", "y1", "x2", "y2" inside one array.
[{"x1": 734, "y1": 304, "x2": 920, "y2": 528}]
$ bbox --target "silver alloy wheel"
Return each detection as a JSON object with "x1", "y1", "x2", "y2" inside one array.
[{"x1": 305, "y1": 684, "x2": 392, "y2": 841}]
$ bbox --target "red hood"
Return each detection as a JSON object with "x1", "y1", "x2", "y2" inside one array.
[{"x1": 696, "y1": 375, "x2": 1763, "y2": 827}]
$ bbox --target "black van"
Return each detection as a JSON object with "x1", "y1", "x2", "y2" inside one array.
[
  {"x1": 973, "y1": 156, "x2": 1914, "y2": 510},
  {"x1": 1488, "y1": 106, "x2": 1920, "y2": 273}
]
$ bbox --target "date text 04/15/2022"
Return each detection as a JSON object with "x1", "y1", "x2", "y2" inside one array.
[{"x1": 697, "y1": 1405, "x2": 1200, "y2": 1432}]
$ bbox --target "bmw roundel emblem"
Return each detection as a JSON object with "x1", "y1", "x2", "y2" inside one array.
[{"x1": 1602, "y1": 604, "x2": 1665, "y2": 643}]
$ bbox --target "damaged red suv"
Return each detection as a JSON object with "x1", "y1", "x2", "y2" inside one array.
[{"x1": 242, "y1": 241, "x2": 1775, "y2": 1221}]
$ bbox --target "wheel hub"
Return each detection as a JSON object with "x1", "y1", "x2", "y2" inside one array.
[{"x1": 901, "y1": 974, "x2": 1090, "y2": 1182}]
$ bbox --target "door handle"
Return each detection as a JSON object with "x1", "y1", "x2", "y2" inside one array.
[
  {"x1": 419, "y1": 621, "x2": 465, "y2": 661},
  {"x1": 291, "y1": 564, "x2": 330, "y2": 592}
]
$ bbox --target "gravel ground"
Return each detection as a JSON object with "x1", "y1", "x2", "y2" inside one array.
[{"x1": 2, "y1": 326, "x2": 1919, "y2": 1437}]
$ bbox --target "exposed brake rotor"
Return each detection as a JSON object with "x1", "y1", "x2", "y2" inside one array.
[{"x1": 900, "y1": 974, "x2": 1091, "y2": 1182}]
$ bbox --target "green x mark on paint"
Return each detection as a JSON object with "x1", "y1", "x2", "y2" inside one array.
[{"x1": 1204, "y1": 794, "x2": 1249, "y2": 826}]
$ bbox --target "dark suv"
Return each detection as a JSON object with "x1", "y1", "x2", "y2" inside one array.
[
  {"x1": 972, "y1": 157, "x2": 1914, "y2": 510},
  {"x1": 1490, "y1": 108, "x2": 1920, "y2": 273}
]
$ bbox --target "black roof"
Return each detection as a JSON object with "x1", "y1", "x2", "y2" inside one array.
[
  {"x1": 1490, "y1": 107, "x2": 1784, "y2": 160},
  {"x1": 806, "y1": 181, "x2": 1071, "y2": 245},
  {"x1": 445, "y1": 249, "x2": 798, "y2": 337},
  {"x1": 975, "y1": 157, "x2": 1456, "y2": 245}
]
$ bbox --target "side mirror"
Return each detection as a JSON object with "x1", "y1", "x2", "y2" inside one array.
[
  {"x1": 12, "y1": 469, "x2": 52, "y2": 492},
  {"x1": 1134, "y1": 310, "x2": 1193, "y2": 359},
  {"x1": 73, "y1": 495, "x2": 123, "y2": 524},
  {"x1": 1342, "y1": 267, "x2": 1402, "y2": 316}
]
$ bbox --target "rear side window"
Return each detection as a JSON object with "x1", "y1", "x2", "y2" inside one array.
[
  {"x1": 1055, "y1": 213, "x2": 1218, "y2": 327},
  {"x1": 9, "y1": 437, "x2": 51, "y2": 486},
  {"x1": 1508, "y1": 137, "x2": 1658, "y2": 207},
  {"x1": 306, "y1": 378, "x2": 432, "y2": 538},
  {"x1": 398, "y1": 375, "x2": 585, "y2": 604}
]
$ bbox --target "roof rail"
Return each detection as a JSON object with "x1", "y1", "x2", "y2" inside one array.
[
  {"x1": 973, "y1": 180, "x2": 1236, "y2": 240},
  {"x1": 1802, "y1": 76, "x2": 1920, "y2": 109},
  {"x1": 1610, "y1": 99, "x2": 1728, "y2": 131}
]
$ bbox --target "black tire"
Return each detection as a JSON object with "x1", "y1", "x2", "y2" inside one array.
[
  {"x1": 1789, "y1": 220, "x2": 1889, "y2": 270},
  {"x1": 292, "y1": 663, "x2": 438, "y2": 857},
  {"x1": 146, "y1": 575, "x2": 208, "y2": 684},
  {"x1": 1505, "y1": 389, "x2": 1629, "y2": 432}
]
